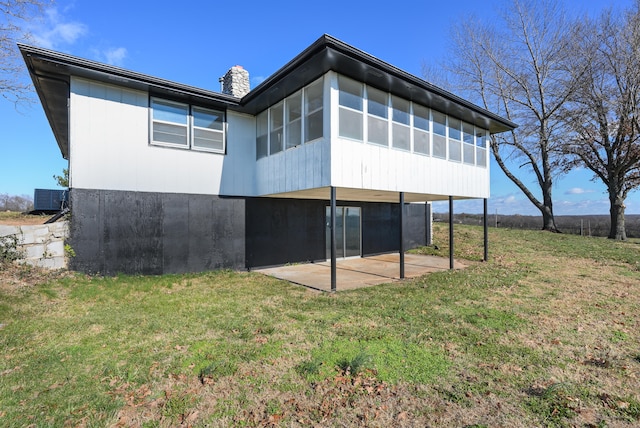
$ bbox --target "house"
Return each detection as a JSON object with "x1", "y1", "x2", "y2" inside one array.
[{"x1": 20, "y1": 35, "x2": 515, "y2": 286}]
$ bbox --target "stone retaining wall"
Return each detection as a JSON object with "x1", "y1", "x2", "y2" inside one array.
[{"x1": 0, "y1": 221, "x2": 69, "y2": 269}]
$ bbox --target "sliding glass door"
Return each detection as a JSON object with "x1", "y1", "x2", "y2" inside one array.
[{"x1": 326, "y1": 206, "x2": 361, "y2": 259}]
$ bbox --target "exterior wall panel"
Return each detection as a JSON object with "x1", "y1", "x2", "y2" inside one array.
[
  {"x1": 255, "y1": 139, "x2": 331, "y2": 196},
  {"x1": 70, "y1": 78, "x2": 256, "y2": 197},
  {"x1": 69, "y1": 189, "x2": 246, "y2": 275},
  {"x1": 331, "y1": 139, "x2": 490, "y2": 199}
]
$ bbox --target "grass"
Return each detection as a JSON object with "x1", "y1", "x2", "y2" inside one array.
[{"x1": 1, "y1": 225, "x2": 639, "y2": 426}]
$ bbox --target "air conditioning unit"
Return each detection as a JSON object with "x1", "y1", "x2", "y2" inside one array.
[{"x1": 33, "y1": 189, "x2": 69, "y2": 212}]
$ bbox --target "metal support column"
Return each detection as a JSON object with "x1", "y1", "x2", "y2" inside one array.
[
  {"x1": 449, "y1": 196, "x2": 454, "y2": 270},
  {"x1": 483, "y1": 198, "x2": 489, "y2": 262},
  {"x1": 330, "y1": 186, "x2": 337, "y2": 292},
  {"x1": 399, "y1": 192, "x2": 405, "y2": 279}
]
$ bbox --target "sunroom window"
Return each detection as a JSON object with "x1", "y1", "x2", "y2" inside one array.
[
  {"x1": 285, "y1": 92, "x2": 302, "y2": 150},
  {"x1": 432, "y1": 110, "x2": 447, "y2": 159},
  {"x1": 476, "y1": 129, "x2": 488, "y2": 167},
  {"x1": 256, "y1": 77, "x2": 324, "y2": 158},
  {"x1": 304, "y1": 79, "x2": 323, "y2": 142},
  {"x1": 448, "y1": 117, "x2": 462, "y2": 162},
  {"x1": 270, "y1": 102, "x2": 284, "y2": 155},
  {"x1": 391, "y1": 95, "x2": 410, "y2": 151},
  {"x1": 338, "y1": 75, "x2": 363, "y2": 141},
  {"x1": 367, "y1": 87, "x2": 388, "y2": 146},
  {"x1": 462, "y1": 121, "x2": 475, "y2": 165},
  {"x1": 256, "y1": 110, "x2": 268, "y2": 159},
  {"x1": 413, "y1": 104, "x2": 430, "y2": 155}
]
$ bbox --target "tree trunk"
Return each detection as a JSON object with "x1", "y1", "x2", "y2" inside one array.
[
  {"x1": 540, "y1": 172, "x2": 560, "y2": 232},
  {"x1": 541, "y1": 204, "x2": 559, "y2": 232},
  {"x1": 609, "y1": 194, "x2": 627, "y2": 240}
]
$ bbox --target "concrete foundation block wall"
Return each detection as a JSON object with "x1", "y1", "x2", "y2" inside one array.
[{"x1": 0, "y1": 222, "x2": 69, "y2": 269}]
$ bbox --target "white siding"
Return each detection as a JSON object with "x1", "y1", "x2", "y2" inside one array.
[
  {"x1": 69, "y1": 74, "x2": 490, "y2": 201},
  {"x1": 69, "y1": 77, "x2": 256, "y2": 196},
  {"x1": 331, "y1": 138, "x2": 490, "y2": 199},
  {"x1": 254, "y1": 139, "x2": 331, "y2": 195}
]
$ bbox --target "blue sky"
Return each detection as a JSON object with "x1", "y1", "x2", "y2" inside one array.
[{"x1": 1, "y1": 0, "x2": 637, "y2": 216}]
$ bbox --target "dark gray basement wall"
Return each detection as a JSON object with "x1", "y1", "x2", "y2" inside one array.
[
  {"x1": 68, "y1": 190, "x2": 429, "y2": 275},
  {"x1": 68, "y1": 189, "x2": 246, "y2": 275}
]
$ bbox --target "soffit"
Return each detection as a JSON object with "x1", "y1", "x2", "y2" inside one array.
[{"x1": 263, "y1": 187, "x2": 477, "y2": 204}]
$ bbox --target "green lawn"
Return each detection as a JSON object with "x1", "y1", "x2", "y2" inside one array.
[{"x1": 1, "y1": 225, "x2": 639, "y2": 427}]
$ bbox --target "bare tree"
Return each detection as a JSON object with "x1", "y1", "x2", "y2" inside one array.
[
  {"x1": 437, "y1": 0, "x2": 581, "y2": 231},
  {"x1": 0, "y1": 193, "x2": 33, "y2": 211},
  {"x1": 0, "y1": 0, "x2": 50, "y2": 103},
  {"x1": 561, "y1": 3, "x2": 640, "y2": 240}
]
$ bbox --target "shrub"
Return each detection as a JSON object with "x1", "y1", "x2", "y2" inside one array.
[{"x1": 0, "y1": 234, "x2": 23, "y2": 264}]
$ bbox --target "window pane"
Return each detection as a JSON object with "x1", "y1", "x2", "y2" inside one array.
[
  {"x1": 449, "y1": 139, "x2": 461, "y2": 161},
  {"x1": 432, "y1": 111, "x2": 446, "y2": 136},
  {"x1": 449, "y1": 117, "x2": 461, "y2": 140},
  {"x1": 463, "y1": 121, "x2": 474, "y2": 145},
  {"x1": 270, "y1": 102, "x2": 283, "y2": 129},
  {"x1": 257, "y1": 110, "x2": 268, "y2": 159},
  {"x1": 152, "y1": 99, "x2": 188, "y2": 124},
  {"x1": 305, "y1": 109, "x2": 323, "y2": 142},
  {"x1": 339, "y1": 108, "x2": 363, "y2": 140},
  {"x1": 414, "y1": 129, "x2": 430, "y2": 155},
  {"x1": 344, "y1": 207, "x2": 361, "y2": 257},
  {"x1": 367, "y1": 87, "x2": 388, "y2": 118},
  {"x1": 270, "y1": 103, "x2": 283, "y2": 154},
  {"x1": 153, "y1": 122, "x2": 188, "y2": 146},
  {"x1": 392, "y1": 123, "x2": 410, "y2": 150},
  {"x1": 338, "y1": 75, "x2": 362, "y2": 111},
  {"x1": 413, "y1": 104, "x2": 429, "y2": 131},
  {"x1": 287, "y1": 92, "x2": 302, "y2": 122},
  {"x1": 392, "y1": 96, "x2": 410, "y2": 125},
  {"x1": 477, "y1": 147, "x2": 487, "y2": 167},
  {"x1": 193, "y1": 107, "x2": 223, "y2": 130},
  {"x1": 463, "y1": 143, "x2": 475, "y2": 165},
  {"x1": 368, "y1": 116, "x2": 388, "y2": 146},
  {"x1": 286, "y1": 92, "x2": 302, "y2": 149},
  {"x1": 304, "y1": 80, "x2": 323, "y2": 142},
  {"x1": 194, "y1": 129, "x2": 224, "y2": 151},
  {"x1": 433, "y1": 133, "x2": 446, "y2": 158},
  {"x1": 476, "y1": 129, "x2": 487, "y2": 148},
  {"x1": 305, "y1": 79, "x2": 323, "y2": 113},
  {"x1": 286, "y1": 119, "x2": 301, "y2": 149}
]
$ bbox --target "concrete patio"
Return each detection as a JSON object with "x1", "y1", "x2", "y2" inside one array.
[{"x1": 254, "y1": 253, "x2": 466, "y2": 292}]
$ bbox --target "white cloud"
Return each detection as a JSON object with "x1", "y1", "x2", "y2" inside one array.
[
  {"x1": 565, "y1": 187, "x2": 595, "y2": 195},
  {"x1": 30, "y1": 8, "x2": 87, "y2": 49},
  {"x1": 251, "y1": 76, "x2": 266, "y2": 86},
  {"x1": 103, "y1": 47, "x2": 128, "y2": 66}
]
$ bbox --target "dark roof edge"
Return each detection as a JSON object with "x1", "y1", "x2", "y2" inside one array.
[
  {"x1": 19, "y1": 35, "x2": 516, "y2": 132},
  {"x1": 18, "y1": 43, "x2": 242, "y2": 106},
  {"x1": 243, "y1": 34, "x2": 517, "y2": 131},
  {"x1": 324, "y1": 35, "x2": 518, "y2": 130}
]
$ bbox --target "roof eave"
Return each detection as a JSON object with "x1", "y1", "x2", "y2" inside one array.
[
  {"x1": 241, "y1": 34, "x2": 517, "y2": 133},
  {"x1": 19, "y1": 43, "x2": 243, "y2": 159}
]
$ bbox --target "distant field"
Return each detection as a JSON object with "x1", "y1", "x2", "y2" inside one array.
[
  {"x1": 0, "y1": 211, "x2": 50, "y2": 226},
  {"x1": 1, "y1": 224, "x2": 639, "y2": 426},
  {"x1": 434, "y1": 213, "x2": 640, "y2": 238}
]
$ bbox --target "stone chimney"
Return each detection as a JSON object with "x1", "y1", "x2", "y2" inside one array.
[{"x1": 220, "y1": 65, "x2": 250, "y2": 97}]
